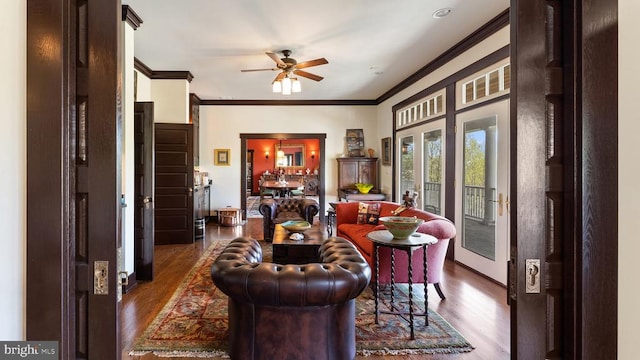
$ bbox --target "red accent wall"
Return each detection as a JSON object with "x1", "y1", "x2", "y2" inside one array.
[{"x1": 247, "y1": 138, "x2": 320, "y2": 194}]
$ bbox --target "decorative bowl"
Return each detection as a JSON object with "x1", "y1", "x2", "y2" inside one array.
[
  {"x1": 280, "y1": 220, "x2": 311, "y2": 232},
  {"x1": 378, "y1": 216, "x2": 424, "y2": 240},
  {"x1": 355, "y1": 183, "x2": 374, "y2": 194}
]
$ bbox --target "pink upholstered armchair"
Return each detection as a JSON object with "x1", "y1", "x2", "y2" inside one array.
[{"x1": 335, "y1": 201, "x2": 456, "y2": 299}]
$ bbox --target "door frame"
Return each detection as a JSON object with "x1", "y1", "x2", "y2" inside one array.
[
  {"x1": 240, "y1": 133, "x2": 327, "y2": 223},
  {"x1": 26, "y1": 0, "x2": 122, "y2": 358}
]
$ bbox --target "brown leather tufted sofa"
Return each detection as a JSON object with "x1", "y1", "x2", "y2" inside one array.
[
  {"x1": 259, "y1": 198, "x2": 319, "y2": 241},
  {"x1": 211, "y1": 236, "x2": 371, "y2": 360}
]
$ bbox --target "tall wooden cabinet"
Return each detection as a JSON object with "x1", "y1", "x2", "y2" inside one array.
[{"x1": 337, "y1": 157, "x2": 379, "y2": 192}]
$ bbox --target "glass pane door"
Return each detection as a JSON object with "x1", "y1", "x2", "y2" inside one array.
[
  {"x1": 454, "y1": 99, "x2": 509, "y2": 284},
  {"x1": 399, "y1": 135, "x2": 415, "y2": 198},
  {"x1": 423, "y1": 129, "x2": 443, "y2": 215},
  {"x1": 396, "y1": 119, "x2": 446, "y2": 213},
  {"x1": 461, "y1": 118, "x2": 496, "y2": 259}
]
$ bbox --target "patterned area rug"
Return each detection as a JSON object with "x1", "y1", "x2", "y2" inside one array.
[{"x1": 130, "y1": 240, "x2": 473, "y2": 358}]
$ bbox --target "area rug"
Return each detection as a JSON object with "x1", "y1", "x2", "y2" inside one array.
[{"x1": 130, "y1": 240, "x2": 473, "y2": 357}]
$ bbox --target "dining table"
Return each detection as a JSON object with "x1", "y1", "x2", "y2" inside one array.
[{"x1": 260, "y1": 180, "x2": 304, "y2": 199}]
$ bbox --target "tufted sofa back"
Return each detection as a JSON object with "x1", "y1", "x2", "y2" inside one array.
[{"x1": 211, "y1": 236, "x2": 371, "y2": 306}]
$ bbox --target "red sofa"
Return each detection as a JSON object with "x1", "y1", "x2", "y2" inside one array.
[{"x1": 335, "y1": 201, "x2": 456, "y2": 299}]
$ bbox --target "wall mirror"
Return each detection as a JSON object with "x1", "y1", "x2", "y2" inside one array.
[{"x1": 275, "y1": 143, "x2": 305, "y2": 168}]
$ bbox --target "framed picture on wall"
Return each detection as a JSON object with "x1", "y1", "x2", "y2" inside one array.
[
  {"x1": 381, "y1": 137, "x2": 391, "y2": 166},
  {"x1": 214, "y1": 149, "x2": 230, "y2": 166}
]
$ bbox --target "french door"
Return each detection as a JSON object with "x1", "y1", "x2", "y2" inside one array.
[
  {"x1": 454, "y1": 99, "x2": 510, "y2": 284},
  {"x1": 396, "y1": 119, "x2": 446, "y2": 215}
]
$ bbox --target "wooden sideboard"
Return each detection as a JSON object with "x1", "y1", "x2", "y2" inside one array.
[{"x1": 337, "y1": 157, "x2": 383, "y2": 201}]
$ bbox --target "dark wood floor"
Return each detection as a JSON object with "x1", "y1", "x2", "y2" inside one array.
[{"x1": 121, "y1": 218, "x2": 510, "y2": 359}]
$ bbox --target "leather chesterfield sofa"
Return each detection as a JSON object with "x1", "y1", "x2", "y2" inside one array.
[
  {"x1": 259, "y1": 198, "x2": 319, "y2": 241},
  {"x1": 211, "y1": 236, "x2": 371, "y2": 360}
]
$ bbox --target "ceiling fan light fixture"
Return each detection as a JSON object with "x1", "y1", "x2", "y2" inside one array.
[
  {"x1": 292, "y1": 78, "x2": 301, "y2": 93},
  {"x1": 282, "y1": 76, "x2": 292, "y2": 95},
  {"x1": 272, "y1": 80, "x2": 282, "y2": 93}
]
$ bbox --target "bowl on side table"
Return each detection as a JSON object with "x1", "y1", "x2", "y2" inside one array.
[
  {"x1": 280, "y1": 220, "x2": 311, "y2": 232},
  {"x1": 379, "y1": 216, "x2": 424, "y2": 240}
]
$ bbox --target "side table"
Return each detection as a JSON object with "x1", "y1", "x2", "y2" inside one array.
[
  {"x1": 272, "y1": 224, "x2": 325, "y2": 264},
  {"x1": 366, "y1": 230, "x2": 437, "y2": 339}
]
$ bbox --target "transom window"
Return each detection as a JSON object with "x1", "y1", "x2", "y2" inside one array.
[{"x1": 397, "y1": 89, "x2": 446, "y2": 129}]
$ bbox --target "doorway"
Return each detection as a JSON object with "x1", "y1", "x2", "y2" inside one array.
[
  {"x1": 454, "y1": 99, "x2": 510, "y2": 285},
  {"x1": 240, "y1": 133, "x2": 327, "y2": 223}
]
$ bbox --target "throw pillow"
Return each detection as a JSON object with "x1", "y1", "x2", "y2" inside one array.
[{"x1": 357, "y1": 202, "x2": 380, "y2": 225}]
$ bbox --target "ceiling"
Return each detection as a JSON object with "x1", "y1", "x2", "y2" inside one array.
[{"x1": 125, "y1": 0, "x2": 509, "y2": 101}]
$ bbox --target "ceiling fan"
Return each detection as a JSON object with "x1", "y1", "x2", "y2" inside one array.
[{"x1": 241, "y1": 50, "x2": 328, "y2": 86}]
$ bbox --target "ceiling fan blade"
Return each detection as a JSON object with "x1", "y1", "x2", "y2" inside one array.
[
  {"x1": 241, "y1": 68, "x2": 278, "y2": 72},
  {"x1": 293, "y1": 69, "x2": 324, "y2": 81},
  {"x1": 273, "y1": 72, "x2": 286, "y2": 82},
  {"x1": 266, "y1": 51, "x2": 286, "y2": 67},
  {"x1": 295, "y1": 58, "x2": 328, "y2": 69}
]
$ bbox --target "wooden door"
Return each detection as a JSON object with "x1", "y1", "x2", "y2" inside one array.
[
  {"x1": 510, "y1": 0, "x2": 618, "y2": 358},
  {"x1": 134, "y1": 102, "x2": 155, "y2": 280},
  {"x1": 27, "y1": 0, "x2": 121, "y2": 358},
  {"x1": 154, "y1": 123, "x2": 194, "y2": 245}
]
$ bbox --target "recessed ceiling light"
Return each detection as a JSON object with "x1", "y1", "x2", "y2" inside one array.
[{"x1": 432, "y1": 8, "x2": 452, "y2": 19}]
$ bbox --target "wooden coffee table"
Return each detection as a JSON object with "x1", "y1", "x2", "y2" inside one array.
[{"x1": 272, "y1": 224, "x2": 325, "y2": 264}]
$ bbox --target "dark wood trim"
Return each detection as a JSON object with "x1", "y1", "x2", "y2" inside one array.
[
  {"x1": 26, "y1": 0, "x2": 73, "y2": 354},
  {"x1": 152, "y1": 70, "x2": 194, "y2": 82},
  {"x1": 133, "y1": 57, "x2": 194, "y2": 82},
  {"x1": 239, "y1": 133, "x2": 327, "y2": 223},
  {"x1": 240, "y1": 133, "x2": 327, "y2": 140},
  {"x1": 577, "y1": 0, "x2": 618, "y2": 358},
  {"x1": 189, "y1": 92, "x2": 202, "y2": 105},
  {"x1": 134, "y1": 57, "x2": 153, "y2": 78},
  {"x1": 378, "y1": 9, "x2": 510, "y2": 103},
  {"x1": 201, "y1": 99, "x2": 377, "y2": 106},
  {"x1": 454, "y1": 94, "x2": 511, "y2": 114},
  {"x1": 122, "y1": 272, "x2": 137, "y2": 294},
  {"x1": 444, "y1": 84, "x2": 456, "y2": 260},
  {"x1": 122, "y1": 5, "x2": 143, "y2": 30}
]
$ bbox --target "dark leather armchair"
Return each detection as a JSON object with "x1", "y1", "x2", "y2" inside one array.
[
  {"x1": 259, "y1": 198, "x2": 319, "y2": 241},
  {"x1": 211, "y1": 236, "x2": 371, "y2": 360}
]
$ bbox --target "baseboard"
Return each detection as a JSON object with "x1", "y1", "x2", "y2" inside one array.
[
  {"x1": 453, "y1": 260, "x2": 507, "y2": 288},
  {"x1": 122, "y1": 272, "x2": 137, "y2": 294}
]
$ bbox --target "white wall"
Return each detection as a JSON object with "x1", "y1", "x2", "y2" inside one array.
[
  {"x1": 199, "y1": 105, "x2": 377, "y2": 209},
  {"x1": 135, "y1": 69, "x2": 152, "y2": 101},
  {"x1": 0, "y1": 0, "x2": 26, "y2": 339},
  {"x1": 121, "y1": 20, "x2": 136, "y2": 282},
  {"x1": 375, "y1": 27, "x2": 510, "y2": 198},
  {"x1": 618, "y1": 0, "x2": 639, "y2": 357},
  {"x1": 150, "y1": 79, "x2": 189, "y2": 123}
]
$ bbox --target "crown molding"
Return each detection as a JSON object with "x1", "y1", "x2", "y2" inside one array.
[
  {"x1": 199, "y1": 99, "x2": 377, "y2": 106},
  {"x1": 122, "y1": 5, "x2": 143, "y2": 30},
  {"x1": 133, "y1": 58, "x2": 194, "y2": 82}
]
